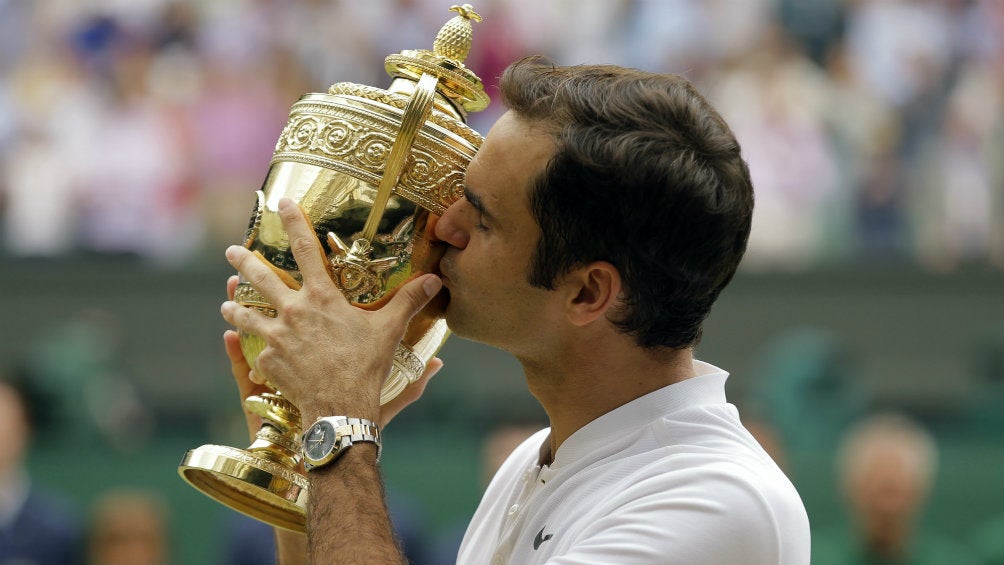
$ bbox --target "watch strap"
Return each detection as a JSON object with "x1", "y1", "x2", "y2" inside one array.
[{"x1": 336, "y1": 416, "x2": 382, "y2": 463}]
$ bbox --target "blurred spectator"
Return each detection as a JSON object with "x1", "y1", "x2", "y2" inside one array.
[
  {"x1": 813, "y1": 412, "x2": 975, "y2": 564},
  {"x1": 72, "y1": 16, "x2": 199, "y2": 264},
  {"x1": 0, "y1": 373, "x2": 84, "y2": 565},
  {"x1": 26, "y1": 310, "x2": 155, "y2": 452},
  {"x1": 823, "y1": 38, "x2": 902, "y2": 259},
  {"x1": 1, "y1": 44, "x2": 93, "y2": 258},
  {"x1": 219, "y1": 514, "x2": 277, "y2": 565},
  {"x1": 776, "y1": 0, "x2": 845, "y2": 65},
  {"x1": 193, "y1": 0, "x2": 298, "y2": 251},
  {"x1": 190, "y1": 55, "x2": 289, "y2": 250},
  {"x1": 914, "y1": 57, "x2": 1004, "y2": 269},
  {"x1": 843, "y1": 0, "x2": 954, "y2": 113},
  {"x1": 709, "y1": 25, "x2": 841, "y2": 269},
  {"x1": 623, "y1": 0, "x2": 715, "y2": 77},
  {"x1": 87, "y1": 488, "x2": 169, "y2": 565}
]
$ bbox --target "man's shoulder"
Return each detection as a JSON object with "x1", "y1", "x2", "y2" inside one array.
[
  {"x1": 577, "y1": 414, "x2": 810, "y2": 562},
  {"x1": 649, "y1": 411, "x2": 809, "y2": 526},
  {"x1": 563, "y1": 452, "x2": 809, "y2": 563}
]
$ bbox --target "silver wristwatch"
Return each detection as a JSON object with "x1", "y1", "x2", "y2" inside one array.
[{"x1": 301, "y1": 416, "x2": 382, "y2": 471}]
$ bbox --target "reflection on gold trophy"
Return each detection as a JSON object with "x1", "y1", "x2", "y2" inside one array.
[{"x1": 178, "y1": 4, "x2": 489, "y2": 532}]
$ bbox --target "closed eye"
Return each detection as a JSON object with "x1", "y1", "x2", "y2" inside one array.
[{"x1": 463, "y1": 186, "x2": 492, "y2": 232}]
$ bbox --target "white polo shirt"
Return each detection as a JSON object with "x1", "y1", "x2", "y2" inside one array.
[{"x1": 456, "y1": 361, "x2": 811, "y2": 565}]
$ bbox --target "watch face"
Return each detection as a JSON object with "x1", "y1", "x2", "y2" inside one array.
[{"x1": 304, "y1": 420, "x2": 337, "y2": 462}]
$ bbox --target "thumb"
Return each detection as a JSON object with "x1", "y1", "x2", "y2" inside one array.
[{"x1": 382, "y1": 273, "x2": 442, "y2": 327}]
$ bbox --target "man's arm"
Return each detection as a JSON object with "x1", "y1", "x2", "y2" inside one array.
[{"x1": 306, "y1": 445, "x2": 401, "y2": 563}]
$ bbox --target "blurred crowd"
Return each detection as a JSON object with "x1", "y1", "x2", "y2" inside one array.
[{"x1": 0, "y1": 0, "x2": 1001, "y2": 269}]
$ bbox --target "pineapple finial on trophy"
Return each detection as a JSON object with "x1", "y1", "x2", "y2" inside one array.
[
  {"x1": 434, "y1": 4, "x2": 482, "y2": 63},
  {"x1": 383, "y1": 4, "x2": 490, "y2": 114}
]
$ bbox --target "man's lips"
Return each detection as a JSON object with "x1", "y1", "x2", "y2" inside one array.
[
  {"x1": 436, "y1": 251, "x2": 456, "y2": 286},
  {"x1": 437, "y1": 263, "x2": 452, "y2": 287}
]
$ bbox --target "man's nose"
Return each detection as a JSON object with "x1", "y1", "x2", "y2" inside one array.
[{"x1": 432, "y1": 199, "x2": 470, "y2": 249}]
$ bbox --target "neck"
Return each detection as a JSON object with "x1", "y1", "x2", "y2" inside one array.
[{"x1": 518, "y1": 333, "x2": 697, "y2": 460}]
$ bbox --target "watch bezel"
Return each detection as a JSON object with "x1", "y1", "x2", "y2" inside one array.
[{"x1": 302, "y1": 419, "x2": 342, "y2": 470}]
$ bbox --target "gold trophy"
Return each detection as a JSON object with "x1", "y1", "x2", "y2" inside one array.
[{"x1": 179, "y1": 4, "x2": 489, "y2": 532}]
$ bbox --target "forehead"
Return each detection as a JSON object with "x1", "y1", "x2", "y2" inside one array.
[{"x1": 467, "y1": 112, "x2": 554, "y2": 211}]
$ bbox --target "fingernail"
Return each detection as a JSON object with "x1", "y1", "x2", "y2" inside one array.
[
  {"x1": 225, "y1": 245, "x2": 241, "y2": 260},
  {"x1": 278, "y1": 198, "x2": 293, "y2": 211},
  {"x1": 422, "y1": 275, "x2": 442, "y2": 297}
]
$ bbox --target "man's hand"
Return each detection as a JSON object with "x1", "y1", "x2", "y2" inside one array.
[
  {"x1": 220, "y1": 198, "x2": 444, "y2": 427},
  {"x1": 221, "y1": 275, "x2": 267, "y2": 441}
]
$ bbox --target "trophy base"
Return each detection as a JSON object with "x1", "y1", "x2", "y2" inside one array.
[{"x1": 179, "y1": 444, "x2": 309, "y2": 532}]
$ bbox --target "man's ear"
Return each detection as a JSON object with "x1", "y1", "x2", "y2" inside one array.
[{"x1": 566, "y1": 261, "x2": 622, "y2": 327}]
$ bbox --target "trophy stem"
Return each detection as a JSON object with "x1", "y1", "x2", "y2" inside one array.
[{"x1": 178, "y1": 393, "x2": 309, "y2": 532}]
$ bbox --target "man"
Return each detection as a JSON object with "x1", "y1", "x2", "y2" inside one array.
[
  {"x1": 88, "y1": 488, "x2": 170, "y2": 565},
  {"x1": 0, "y1": 375, "x2": 83, "y2": 564},
  {"x1": 813, "y1": 412, "x2": 974, "y2": 564},
  {"x1": 221, "y1": 57, "x2": 811, "y2": 564}
]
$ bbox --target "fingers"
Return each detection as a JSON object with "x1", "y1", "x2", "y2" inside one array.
[
  {"x1": 277, "y1": 198, "x2": 334, "y2": 290},
  {"x1": 223, "y1": 329, "x2": 247, "y2": 370},
  {"x1": 221, "y1": 299, "x2": 275, "y2": 340},
  {"x1": 224, "y1": 330, "x2": 257, "y2": 394},
  {"x1": 224, "y1": 330, "x2": 267, "y2": 441},
  {"x1": 227, "y1": 275, "x2": 239, "y2": 301},
  {"x1": 226, "y1": 245, "x2": 291, "y2": 304},
  {"x1": 253, "y1": 251, "x2": 303, "y2": 291},
  {"x1": 379, "y1": 357, "x2": 443, "y2": 428},
  {"x1": 381, "y1": 274, "x2": 443, "y2": 329}
]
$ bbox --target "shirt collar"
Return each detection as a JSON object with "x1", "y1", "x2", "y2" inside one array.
[{"x1": 547, "y1": 360, "x2": 729, "y2": 470}]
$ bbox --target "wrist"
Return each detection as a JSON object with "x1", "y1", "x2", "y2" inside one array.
[
  {"x1": 333, "y1": 442, "x2": 380, "y2": 465},
  {"x1": 301, "y1": 408, "x2": 380, "y2": 428},
  {"x1": 298, "y1": 382, "x2": 383, "y2": 426}
]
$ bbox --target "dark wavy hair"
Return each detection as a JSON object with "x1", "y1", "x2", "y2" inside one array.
[{"x1": 500, "y1": 57, "x2": 754, "y2": 350}]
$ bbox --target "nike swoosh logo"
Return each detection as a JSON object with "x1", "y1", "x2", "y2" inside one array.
[{"x1": 533, "y1": 526, "x2": 553, "y2": 550}]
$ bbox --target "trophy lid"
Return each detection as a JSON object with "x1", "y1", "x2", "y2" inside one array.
[{"x1": 384, "y1": 4, "x2": 491, "y2": 114}]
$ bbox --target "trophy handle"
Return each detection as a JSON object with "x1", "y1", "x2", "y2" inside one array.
[{"x1": 361, "y1": 72, "x2": 440, "y2": 241}]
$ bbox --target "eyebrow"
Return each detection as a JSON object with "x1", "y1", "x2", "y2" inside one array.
[{"x1": 463, "y1": 186, "x2": 495, "y2": 222}]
